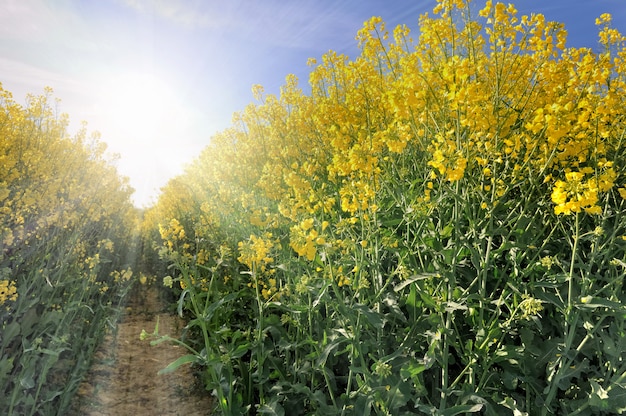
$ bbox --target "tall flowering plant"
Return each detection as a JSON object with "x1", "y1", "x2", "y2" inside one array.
[
  {"x1": 0, "y1": 86, "x2": 137, "y2": 415},
  {"x1": 145, "y1": 1, "x2": 626, "y2": 414}
]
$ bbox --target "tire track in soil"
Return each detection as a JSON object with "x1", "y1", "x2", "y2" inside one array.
[{"x1": 70, "y1": 286, "x2": 213, "y2": 416}]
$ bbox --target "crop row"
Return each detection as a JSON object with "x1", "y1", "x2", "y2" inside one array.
[{"x1": 142, "y1": 1, "x2": 626, "y2": 415}]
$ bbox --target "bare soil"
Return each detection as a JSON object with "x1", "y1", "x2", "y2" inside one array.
[{"x1": 70, "y1": 286, "x2": 214, "y2": 415}]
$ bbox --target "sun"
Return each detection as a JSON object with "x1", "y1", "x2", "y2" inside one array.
[
  {"x1": 90, "y1": 69, "x2": 193, "y2": 206},
  {"x1": 101, "y1": 72, "x2": 165, "y2": 138},
  {"x1": 98, "y1": 71, "x2": 179, "y2": 141}
]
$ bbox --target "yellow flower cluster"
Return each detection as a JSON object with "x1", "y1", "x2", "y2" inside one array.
[
  {"x1": 111, "y1": 268, "x2": 133, "y2": 284},
  {"x1": 427, "y1": 132, "x2": 468, "y2": 182},
  {"x1": 144, "y1": 0, "x2": 626, "y2": 303},
  {"x1": 178, "y1": 273, "x2": 209, "y2": 291},
  {"x1": 97, "y1": 239, "x2": 115, "y2": 252},
  {"x1": 551, "y1": 167, "x2": 616, "y2": 215},
  {"x1": 260, "y1": 277, "x2": 278, "y2": 300},
  {"x1": 289, "y1": 218, "x2": 327, "y2": 261},
  {"x1": 518, "y1": 296, "x2": 544, "y2": 320},
  {"x1": 163, "y1": 275, "x2": 173, "y2": 288},
  {"x1": 159, "y1": 218, "x2": 186, "y2": 246},
  {"x1": 0, "y1": 84, "x2": 137, "y2": 303},
  {"x1": 237, "y1": 233, "x2": 275, "y2": 270},
  {"x1": 0, "y1": 279, "x2": 17, "y2": 305},
  {"x1": 1, "y1": 88, "x2": 135, "y2": 254}
]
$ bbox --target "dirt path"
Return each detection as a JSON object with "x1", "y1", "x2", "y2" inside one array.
[{"x1": 70, "y1": 286, "x2": 214, "y2": 415}]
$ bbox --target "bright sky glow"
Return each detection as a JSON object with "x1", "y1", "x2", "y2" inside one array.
[
  {"x1": 98, "y1": 72, "x2": 176, "y2": 138},
  {"x1": 1, "y1": 0, "x2": 625, "y2": 207}
]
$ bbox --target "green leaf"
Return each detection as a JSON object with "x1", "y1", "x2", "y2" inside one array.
[
  {"x1": 502, "y1": 370, "x2": 518, "y2": 390},
  {"x1": 419, "y1": 291, "x2": 439, "y2": 310},
  {"x1": 605, "y1": 382, "x2": 626, "y2": 412},
  {"x1": 312, "y1": 280, "x2": 330, "y2": 308},
  {"x1": 440, "y1": 224, "x2": 454, "y2": 238},
  {"x1": 1, "y1": 322, "x2": 20, "y2": 347},
  {"x1": 202, "y1": 291, "x2": 240, "y2": 322},
  {"x1": 385, "y1": 378, "x2": 411, "y2": 409},
  {"x1": 400, "y1": 360, "x2": 426, "y2": 380},
  {"x1": 441, "y1": 404, "x2": 483, "y2": 415},
  {"x1": 535, "y1": 291, "x2": 565, "y2": 310},
  {"x1": 493, "y1": 345, "x2": 523, "y2": 364},
  {"x1": 258, "y1": 401, "x2": 285, "y2": 416},
  {"x1": 406, "y1": 284, "x2": 418, "y2": 309},
  {"x1": 149, "y1": 334, "x2": 177, "y2": 346},
  {"x1": 576, "y1": 297, "x2": 625, "y2": 311},
  {"x1": 444, "y1": 301, "x2": 467, "y2": 312},
  {"x1": 353, "y1": 393, "x2": 373, "y2": 416},
  {"x1": 394, "y1": 273, "x2": 437, "y2": 292},
  {"x1": 20, "y1": 307, "x2": 40, "y2": 338},
  {"x1": 557, "y1": 358, "x2": 589, "y2": 390},
  {"x1": 0, "y1": 356, "x2": 14, "y2": 384},
  {"x1": 316, "y1": 334, "x2": 346, "y2": 368},
  {"x1": 353, "y1": 303, "x2": 383, "y2": 328},
  {"x1": 230, "y1": 343, "x2": 250, "y2": 359},
  {"x1": 589, "y1": 380, "x2": 610, "y2": 411},
  {"x1": 423, "y1": 236, "x2": 443, "y2": 251},
  {"x1": 177, "y1": 288, "x2": 190, "y2": 317},
  {"x1": 157, "y1": 354, "x2": 198, "y2": 375},
  {"x1": 600, "y1": 330, "x2": 619, "y2": 359},
  {"x1": 20, "y1": 370, "x2": 35, "y2": 389}
]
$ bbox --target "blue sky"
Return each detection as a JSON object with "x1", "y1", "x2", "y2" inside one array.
[{"x1": 1, "y1": 0, "x2": 624, "y2": 207}]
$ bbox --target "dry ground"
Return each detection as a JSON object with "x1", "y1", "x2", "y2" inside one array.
[{"x1": 70, "y1": 286, "x2": 214, "y2": 415}]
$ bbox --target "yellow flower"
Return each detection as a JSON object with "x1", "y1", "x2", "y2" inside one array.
[
  {"x1": 163, "y1": 275, "x2": 173, "y2": 288},
  {"x1": 595, "y1": 13, "x2": 612, "y2": 26},
  {"x1": 238, "y1": 233, "x2": 275, "y2": 268},
  {"x1": 372, "y1": 360, "x2": 392, "y2": 378},
  {"x1": 519, "y1": 297, "x2": 543, "y2": 319},
  {"x1": 540, "y1": 256, "x2": 557, "y2": 269},
  {"x1": 289, "y1": 223, "x2": 320, "y2": 261},
  {"x1": 0, "y1": 279, "x2": 18, "y2": 304},
  {"x1": 551, "y1": 169, "x2": 610, "y2": 216},
  {"x1": 301, "y1": 218, "x2": 314, "y2": 231}
]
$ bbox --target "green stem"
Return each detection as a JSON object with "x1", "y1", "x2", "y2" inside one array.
[
  {"x1": 253, "y1": 263, "x2": 265, "y2": 406},
  {"x1": 185, "y1": 267, "x2": 211, "y2": 359},
  {"x1": 566, "y1": 213, "x2": 580, "y2": 332},
  {"x1": 542, "y1": 212, "x2": 581, "y2": 415},
  {"x1": 341, "y1": 312, "x2": 360, "y2": 416},
  {"x1": 440, "y1": 181, "x2": 461, "y2": 411}
]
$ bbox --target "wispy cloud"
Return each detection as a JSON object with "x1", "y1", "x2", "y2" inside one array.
[
  {"x1": 0, "y1": 57, "x2": 90, "y2": 106},
  {"x1": 0, "y1": 0, "x2": 55, "y2": 40},
  {"x1": 0, "y1": 0, "x2": 103, "y2": 73},
  {"x1": 236, "y1": 1, "x2": 362, "y2": 50},
  {"x1": 114, "y1": 0, "x2": 367, "y2": 51},
  {"x1": 116, "y1": 0, "x2": 214, "y2": 29}
]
